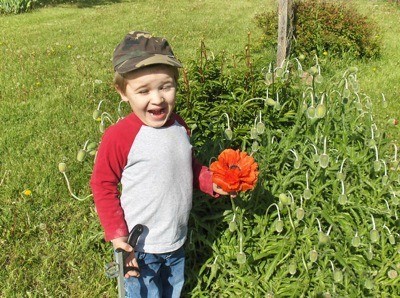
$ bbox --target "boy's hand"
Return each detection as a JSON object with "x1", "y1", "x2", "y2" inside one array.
[
  {"x1": 111, "y1": 237, "x2": 141, "y2": 278},
  {"x1": 213, "y1": 183, "x2": 237, "y2": 198}
]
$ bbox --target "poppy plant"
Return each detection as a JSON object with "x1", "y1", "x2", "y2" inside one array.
[{"x1": 210, "y1": 149, "x2": 259, "y2": 193}]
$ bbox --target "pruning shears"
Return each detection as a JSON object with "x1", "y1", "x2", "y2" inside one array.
[{"x1": 105, "y1": 224, "x2": 144, "y2": 298}]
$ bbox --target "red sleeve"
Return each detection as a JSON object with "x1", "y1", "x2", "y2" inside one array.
[
  {"x1": 174, "y1": 114, "x2": 217, "y2": 197},
  {"x1": 90, "y1": 115, "x2": 141, "y2": 241}
]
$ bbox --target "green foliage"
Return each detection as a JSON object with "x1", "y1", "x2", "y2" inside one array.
[
  {"x1": 0, "y1": 0, "x2": 35, "y2": 14},
  {"x1": 73, "y1": 46, "x2": 399, "y2": 296},
  {"x1": 176, "y1": 42, "x2": 302, "y2": 153},
  {"x1": 174, "y1": 49, "x2": 399, "y2": 296},
  {"x1": 254, "y1": 0, "x2": 381, "y2": 60}
]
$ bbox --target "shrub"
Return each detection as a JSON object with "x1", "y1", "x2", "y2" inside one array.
[
  {"x1": 0, "y1": 0, "x2": 35, "y2": 14},
  {"x1": 254, "y1": 0, "x2": 381, "y2": 60}
]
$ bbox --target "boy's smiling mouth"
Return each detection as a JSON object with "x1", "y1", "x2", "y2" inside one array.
[{"x1": 148, "y1": 108, "x2": 166, "y2": 117}]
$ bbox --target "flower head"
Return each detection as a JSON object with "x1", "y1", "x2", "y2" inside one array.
[
  {"x1": 210, "y1": 149, "x2": 259, "y2": 193},
  {"x1": 23, "y1": 189, "x2": 32, "y2": 196}
]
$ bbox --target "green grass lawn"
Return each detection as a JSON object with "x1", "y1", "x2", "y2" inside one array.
[{"x1": 0, "y1": 0, "x2": 398, "y2": 296}]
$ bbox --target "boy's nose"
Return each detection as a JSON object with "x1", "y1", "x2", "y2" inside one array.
[{"x1": 150, "y1": 92, "x2": 164, "y2": 104}]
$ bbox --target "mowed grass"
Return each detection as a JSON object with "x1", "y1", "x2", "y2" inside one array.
[{"x1": 0, "y1": 0, "x2": 398, "y2": 296}]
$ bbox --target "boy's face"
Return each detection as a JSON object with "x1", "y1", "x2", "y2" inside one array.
[{"x1": 117, "y1": 65, "x2": 177, "y2": 128}]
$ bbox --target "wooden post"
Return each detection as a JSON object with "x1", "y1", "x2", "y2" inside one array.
[{"x1": 276, "y1": 0, "x2": 293, "y2": 67}]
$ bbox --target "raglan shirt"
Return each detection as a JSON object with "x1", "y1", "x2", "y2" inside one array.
[{"x1": 90, "y1": 112, "x2": 214, "y2": 253}]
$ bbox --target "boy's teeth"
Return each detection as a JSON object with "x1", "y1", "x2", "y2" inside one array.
[{"x1": 150, "y1": 109, "x2": 163, "y2": 115}]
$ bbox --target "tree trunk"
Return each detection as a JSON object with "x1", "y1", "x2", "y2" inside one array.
[{"x1": 276, "y1": 0, "x2": 294, "y2": 67}]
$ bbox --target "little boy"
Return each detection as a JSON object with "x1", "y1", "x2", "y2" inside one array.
[{"x1": 90, "y1": 31, "x2": 227, "y2": 297}]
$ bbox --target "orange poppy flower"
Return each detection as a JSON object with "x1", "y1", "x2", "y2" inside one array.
[{"x1": 210, "y1": 149, "x2": 259, "y2": 193}]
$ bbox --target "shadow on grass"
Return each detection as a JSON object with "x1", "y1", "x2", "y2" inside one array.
[{"x1": 37, "y1": 0, "x2": 123, "y2": 8}]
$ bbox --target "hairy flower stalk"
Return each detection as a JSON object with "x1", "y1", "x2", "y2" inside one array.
[
  {"x1": 337, "y1": 158, "x2": 347, "y2": 181},
  {"x1": 319, "y1": 137, "x2": 329, "y2": 168},
  {"x1": 58, "y1": 163, "x2": 92, "y2": 201},
  {"x1": 99, "y1": 112, "x2": 114, "y2": 133},
  {"x1": 266, "y1": 203, "x2": 283, "y2": 233},
  {"x1": 316, "y1": 218, "x2": 332, "y2": 245},
  {"x1": 338, "y1": 180, "x2": 347, "y2": 205},
  {"x1": 221, "y1": 113, "x2": 232, "y2": 140},
  {"x1": 373, "y1": 146, "x2": 381, "y2": 172},
  {"x1": 303, "y1": 171, "x2": 312, "y2": 200},
  {"x1": 370, "y1": 214, "x2": 379, "y2": 243},
  {"x1": 289, "y1": 149, "x2": 301, "y2": 169}
]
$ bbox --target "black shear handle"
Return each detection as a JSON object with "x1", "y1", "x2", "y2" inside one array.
[{"x1": 116, "y1": 224, "x2": 144, "y2": 275}]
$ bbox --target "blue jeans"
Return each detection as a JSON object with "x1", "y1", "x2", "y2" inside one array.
[{"x1": 125, "y1": 246, "x2": 185, "y2": 298}]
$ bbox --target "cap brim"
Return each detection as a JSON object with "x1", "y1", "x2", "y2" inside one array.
[{"x1": 115, "y1": 54, "x2": 182, "y2": 74}]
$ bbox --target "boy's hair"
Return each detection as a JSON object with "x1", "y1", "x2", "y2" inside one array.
[
  {"x1": 113, "y1": 65, "x2": 179, "y2": 94},
  {"x1": 112, "y1": 31, "x2": 182, "y2": 94}
]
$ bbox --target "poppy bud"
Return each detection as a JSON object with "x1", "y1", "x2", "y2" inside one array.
[
  {"x1": 92, "y1": 109, "x2": 101, "y2": 120},
  {"x1": 309, "y1": 249, "x2": 318, "y2": 262},
  {"x1": 265, "y1": 98, "x2": 276, "y2": 107},
  {"x1": 77, "y1": 149, "x2": 86, "y2": 162},
  {"x1": 319, "y1": 154, "x2": 329, "y2": 168},
  {"x1": 256, "y1": 122, "x2": 265, "y2": 134},
  {"x1": 288, "y1": 262, "x2": 297, "y2": 275},
  {"x1": 279, "y1": 193, "x2": 290, "y2": 206},
  {"x1": 314, "y1": 74, "x2": 324, "y2": 84},
  {"x1": 364, "y1": 279, "x2": 374, "y2": 290},
  {"x1": 309, "y1": 66, "x2": 318, "y2": 76},
  {"x1": 388, "y1": 270, "x2": 398, "y2": 279},
  {"x1": 307, "y1": 106, "x2": 316, "y2": 119},
  {"x1": 87, "y1": 142, "x2": 97, "y2": 151},
  {"x1": 296, "y1": 208, "x2": 305, "y2": 221},
  {"x1": 275, "y1": 220, "x2": 284, "y2": 233},
  {"x1": 229, "y1": 220, "x2": 237, "y2": 232},
  {"x1": 333, "y1": 270, "x2": 343, "y2": 283},
  {"x1": 250, "y1": 127, "x2": 258, "y2": 139},
  {"x1": 338, "y1": 194, "x2": 347, "y2": 205},
  {"x1": 389, "y1": 234, "x2": 396, "y2": 245},
  {"x1": 303, "y1": 188, "x2": 312, "y2": 200},
  {"x1": 315, "y1": 104, "x2": 326, "y2": 118},
  {"x1": 370, "y1": 229, "x2": 380, "y2": 243},
  {"x1": 236, "y1": 252, "x2": 247, "y2": 264},
  {"x1": 351, "y1": 235, "x2": 361, "y2": 247},
  {"x1": 224, "y1": 128, "x2": 233, "y2": 140},
  {"x1": 58, "y1": 162, "x2": 67, "y2": 173},
  {"x1": 337, "y1": 172, "x2": 346, "y2": 181},
  {"x1": 318, "y1": 232, "x2": 330, "y2": 245}
]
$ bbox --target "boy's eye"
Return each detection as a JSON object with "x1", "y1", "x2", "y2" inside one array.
[
  {"x1": 161, "y1": 84, "x2": 174, "y2": 91},
  {"x1": 138, "y1": 90, "x2": 148, "y2": 94}
]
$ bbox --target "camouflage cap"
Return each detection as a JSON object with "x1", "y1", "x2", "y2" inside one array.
[{"x1": 112, "y1": 31, "x2": 182, "y2": 74}]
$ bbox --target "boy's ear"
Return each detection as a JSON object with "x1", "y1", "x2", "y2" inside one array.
[{"x1": 115, "y1": 85, "x2": 129, "y2": 102}]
